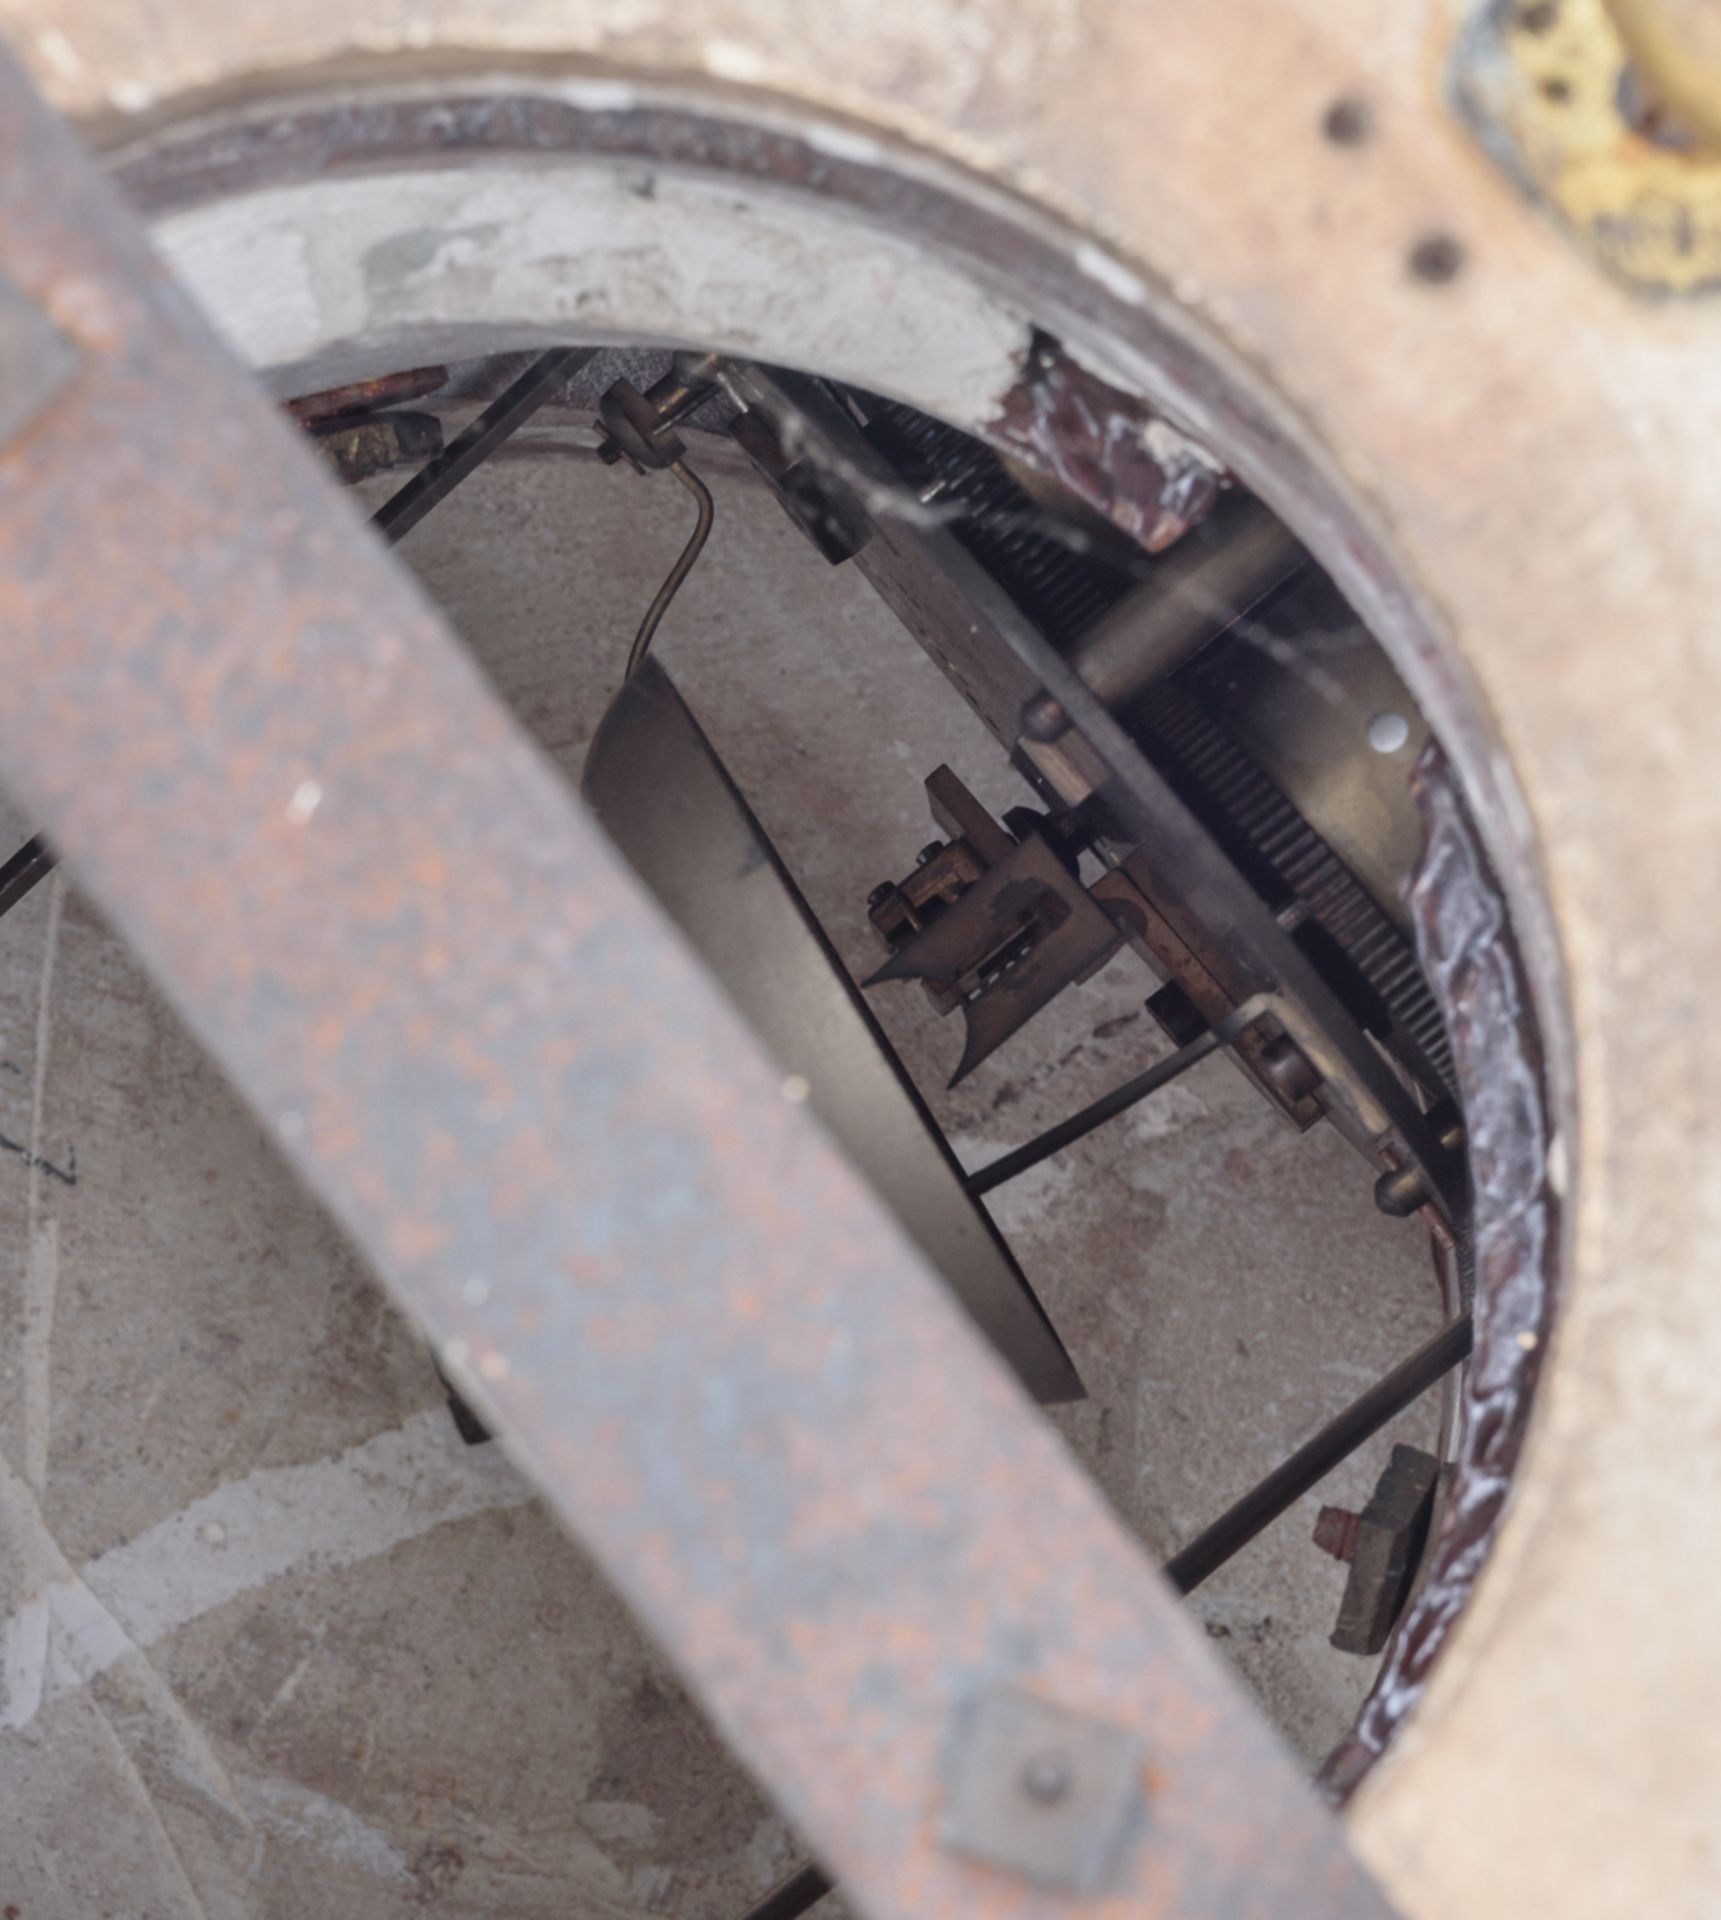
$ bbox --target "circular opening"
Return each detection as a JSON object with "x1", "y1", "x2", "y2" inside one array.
[{"x1": 11, "y1": 70, "x2": 1562, "y2": 1912}]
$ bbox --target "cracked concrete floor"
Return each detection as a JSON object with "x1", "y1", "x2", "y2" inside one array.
[{"x1": 0, "y1": 430, "x2": 1444, "y2": 1916}]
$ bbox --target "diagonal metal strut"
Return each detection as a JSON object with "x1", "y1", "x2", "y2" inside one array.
[{"x1": 0, "y1": 52, "x2": 1398, "y2": 1920}]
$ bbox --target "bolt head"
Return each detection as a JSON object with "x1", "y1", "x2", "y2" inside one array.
[
  {"x1": 1019, "y1": 1749, "x2": 1074, "y2": 1806},
  {"x1": 1021, "y1": 693, "x2": 1069, "y2": 743}
]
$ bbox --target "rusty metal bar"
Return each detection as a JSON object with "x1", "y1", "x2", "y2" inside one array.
[
  {"x1": 0, "y1": 346, "x2": 592, "y2": 907},
  {"x1": 742, "y1": 1311, "x2": 1468, "y2": 1920},
  {"x1": 0, "y1": 53, "x2": 1395, "y2": 1919},
  {"x1": 1164, "y1": 1315, "x2": 1473, "y2": 1596}
]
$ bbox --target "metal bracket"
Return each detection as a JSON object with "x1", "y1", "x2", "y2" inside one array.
[{"x1": 942, "y1": 1686, "x2": 1145, "y2": 1894}]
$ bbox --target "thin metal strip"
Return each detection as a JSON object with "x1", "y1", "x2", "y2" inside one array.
[{"x1": 0, "y1": 52, "x2": 1394, "y2": 1920}]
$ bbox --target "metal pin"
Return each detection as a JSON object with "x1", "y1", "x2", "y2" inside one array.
[
  {"x1": 966, "y1": 1029, "x2": 1219, "y2": 1197},
  {"x1": 370, "y1": 346, "x2": 598, "y2": 548}
]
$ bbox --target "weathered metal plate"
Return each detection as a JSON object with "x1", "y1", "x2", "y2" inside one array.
[
  {"x1": 1454, "y1": 0, "x2": 1721, "y2": 296},
  {"x1": 0, "y1": 46, "x2": 1396, "y2": 1920}
]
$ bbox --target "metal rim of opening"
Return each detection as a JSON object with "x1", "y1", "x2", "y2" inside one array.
[{"x1": 88, "y1": 59, "x2": 1567, "y2": 1849}]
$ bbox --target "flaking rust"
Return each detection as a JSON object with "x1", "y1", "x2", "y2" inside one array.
[
  {"x1": 1323, "y1": 745, "x2": 1558, "y2": 1800},
  {"x1": 984, "y1": 332, "x2": 1224, "y2": 552}
]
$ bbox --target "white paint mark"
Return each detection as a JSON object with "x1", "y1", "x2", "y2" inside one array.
[
  {"x1": 108, "y1": 78, "x2": 155, "y2": 113},
  {"x1": 0, "y1": 1587, "x2": 49, "y2": 1730},
  {"x1": 154, "y1": 165, "x2": 1032, "y2": 428},
  {"x1": 285, "y1": 780, "x2": 322, "y2": 825},
  {"x1": 242, "y1": 1773, "x2": 407, "y2": 1881},
  {"x1": 1075, "y1": 241, "x2": 1149, "y2": 308},
  {"x1": 1546, "y1": 1128, "x2": 1568, "y2": 1197},
  {"x1": 461, "y1": 1275, "x2": 491, "y2": 1306},
  {"x1": 1368, "y1": 710, "x2": 1411, "y2": 755},
  {"x1": 703, "y1": 36, "x2": 770, "y2": 83},
  {"x1": 34, "y1": 29, "x2": 85, "y2": 82},
  {"x1": 548, "y1": 76, "x2": 643, "y2": 114},
  {"x1": 0, "y1": 1408, "x2": 534, "y2": 1730},
  {"x1": 629, "y1": 1862, "x2": 677, "y2": 1906},
  {"x1": 805, "y1": 121, "x2": 886, "y2": 168},
  {"x1": 780, "y1": 1074, "x2": 811, "y2": 1105},
  {"x1": 584, "y1": 1799, "x2": 661, "y2": 1847},
  {"x1": 261, "y1": 1629, "x2": 324, "y2": 1721},
  {"x1": 20, "y1": 1218, "x2": 58, "y2": 1494},
  {"x1": 21, "y1": 872, "x2": 64, "y2": 1494},
  {"x1": 944, "y1": 1127, "x2": 1083, "y2": 1234}
]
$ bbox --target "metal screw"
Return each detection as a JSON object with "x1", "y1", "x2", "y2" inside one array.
[
  {"x1": 1020, "y1": 692, "x2": 1069, "y2": 743},
  {"x1": 916, "y1": 841, "x2": 945, "y2": 867},
  {"x1": 1019, "y1": 1749, "x2": 1074, "y2": 1806}
]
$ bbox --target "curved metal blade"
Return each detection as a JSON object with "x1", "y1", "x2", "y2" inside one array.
[{"x1": 582, "y1": 660, "x2": 1084, "y2": 1405}]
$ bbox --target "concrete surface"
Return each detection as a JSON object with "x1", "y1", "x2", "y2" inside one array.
[{"x1": 0, "y1": 431, "x2": 1442, "y2": 1916}]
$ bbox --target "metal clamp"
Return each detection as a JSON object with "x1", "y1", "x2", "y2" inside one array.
[{"x1": 942, "y1": 1686, "x2": 1146, "y2": 1894}]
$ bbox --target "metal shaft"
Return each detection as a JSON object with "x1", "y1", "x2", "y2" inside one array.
[
  {"x1": 1067, "y1": 489, "x2": 1305, "y2": 711},
  {"x1": 0, "y1": 832, "x2": 54, "y2": 919},
  {"x1": 369, "y1": 346, "x2": 597, "y2": 547},
  {"x1": 1163, "y1": 1313, "x2": 1473, "y2": 1596},
  {"x1": 966, "y1": 1029, "x2": 1219, "y2": 1197},
  {"x1": 737, "y1": 1863, "x2": 831, "y2": 1920}
]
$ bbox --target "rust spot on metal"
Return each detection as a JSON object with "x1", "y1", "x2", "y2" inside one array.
[
  {"x1": 285, "y1": 363, "x2": 448, "y2": 421},
  {"x1": 984, "y1": 334, "x2": 1223, "y2": 554},
  {"x1": 1322, "y1": 744, "x2": 1558, "y2": 1798}
]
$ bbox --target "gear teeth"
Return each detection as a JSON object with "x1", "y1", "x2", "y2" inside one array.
[{"x1": 1135, "y1": 679, "x2": 1457, "y2": 1101}]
